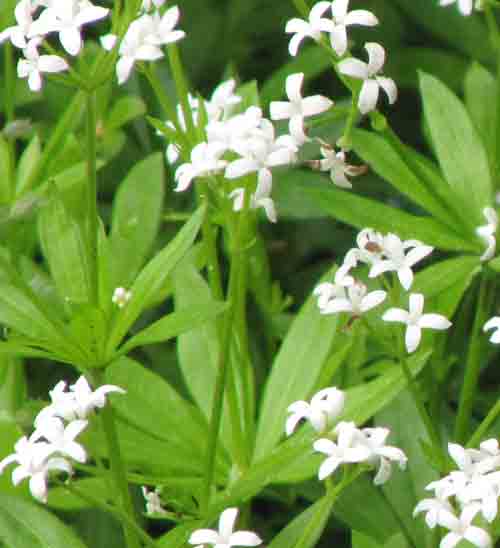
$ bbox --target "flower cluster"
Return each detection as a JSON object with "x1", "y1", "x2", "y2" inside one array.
[
  {"x1": 314, "y1": 228, "x2": 451, "y2": 352},
  {"x1": 0, "y1": 0, "x2": 109, "y2": 90},
  {"x1": 0, "y1": 376, "x2": 125, "y2": 502},
  {"x1": 101, "y1": 4, "x2": 185, "y2": 84},
  {"x1": 286, "y1": 387, "x2": 407, "y2": 485},
  {"x1": 414, "y1": 441, "x2": 500, "y2": 548}
]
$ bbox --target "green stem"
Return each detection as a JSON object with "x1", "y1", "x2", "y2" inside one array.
[
  {"x1": 86, "y1": 91, "x2": 99, "y2": 306},
  {"x1": 167, "y1": 45, "x2": 196, "y2": 139},
  {"x1": 99, "y1": 401, "x2": 141, "y2": 548},
  {"x1": 454, "y1": 278, "x2": 489, "y2": 443},
  {"x1": 467, "y1": 398, "x2": 500, "y2": 448}
]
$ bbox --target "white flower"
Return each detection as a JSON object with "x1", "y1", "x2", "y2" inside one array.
[
  {"x1": 313, "y1": 422, "x2": 372, "y2": 480},
  {"x1": 439, "y1": 0, "x2": 474, "y2": 16},
  {"x1": 414, "y1": 491, "x2": 455, "y2": 529},
  {"x1": 175, "y1": 142, "x2": 228, "y2": 192},
  {"x1": 338, "y1": 42, "x2": 397, "y2": 114},
  {"x1": 359, "y1": 427, "x2": 407, "y2": 485},
  {"x1": 17, "y1": 38, "x2": 68, "y2": 91},
  {"x1": 318, "y1": 147, "x2": 365, "y2": 189},
  {"x1": 230, "y1": 176, "x2": 277, "y2": 223},
  {"x1": 0, "y1": 436, "x2": 72, "y2": 503},
  {"x1": 437, "y1": 505, "x2": 491, "y2": 548},
  {"x1": 30, "y1": 0, "x2": 109, "y2": 56},
  {"x1": 188, "y1": 507, "x2": 262, "y2": 548},
  {"x1": 142, "y1": 486, "x2": 167, "y2": 516},
  {"x1": 285, "y1": 387, "x2": 345, "y2": 436},
  {"x1": 383, "y1": 293, "x2": 452, "y2": 353},
  {"x1": 476, "y1": 207, "x2": 497, "y2": 262},
  {"x1": 319, "y1": 280, "x2": 386, "y2": 317},
  {"x1": 141, "y1": 0, "x2": 166, "y2": 12},
  {"x1": 459, "y1": 473, "x2": 500, "y2": 523},
  {"x1": 31, "y1": 417, "x2": 87, "y2": 463},
  {"x1": 369, "y1": 233, "x2": 433, "y2": 290},
  {"x1": 207, "y1": 79, "x2": 242, "y2": 121},
  {"x1": 483, "y1": 316, "x2": 500, "y2": 343},
  {"x1": 141, "y1": 7, "x2": 185, "y2": 48},
  {"x1": 0, "y1": 0, "x2": 38, "y2": 49},
  {"x1": 270, "y1": 72, "x2": 333, "y2": 145},
  {"x1": 313, "y1": 282, "x2": 346, "y2": 310},
  {"x1": 329, "y1": 0, "x2": 378, "y2": 56},
  {"x1": 112, "y1": 287, "x2": 132, "y2": 308},
  {"x1": 285, "y1": 1, "x2": 334, "y2": 56}
]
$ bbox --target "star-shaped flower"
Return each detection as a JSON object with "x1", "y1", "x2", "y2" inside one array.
[
  {"x1": 437, "y1": 505, "x2": 491, "y2": 548},
  {"x1": 382, "y1": 293, "x2": 452, "y2": 353},
  {"x1": 175, "y1": 142, "x2": 228, "y2": 192},
  {"x1": 329, "y1": 0, "x2": 378, "y2": 56},
  {"x1": 285, "y1": 1, "x2": 334, "y2": 57},
  {"x1": 230, "y1": 176, "x2": 277, "y2": 223},
  {"x1": 338, "y1": 42, "x2": 397, "y2": 114},
  {"x1": 0, "y1": 0, "x2": 37, "y2": 49},
  {"x1": 318, "y1": 146, "x2": 366, "y2": 189},
  {"x1": 17, "y1": 38, "x2": 68, "y2": 92},
  {"x1": 319, "y1": 280, "x2": 386, "y2": 317}
]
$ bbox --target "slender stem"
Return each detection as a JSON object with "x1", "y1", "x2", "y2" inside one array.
[
  {"x1": 167, "y1": 45, "x2": 196, "y2": 138},
  {"x1": 454, "y1": 278, "x2": 489, "y2": 443},
  {"x1": 86, "y1": 91, "x2": 99, "y2": 306},
  {"x1": 99, "y1": 402, "x2": 141, "y2": 548},
  {"x1": 467, "y1": 398, "x2": 500, "y2": 448}
]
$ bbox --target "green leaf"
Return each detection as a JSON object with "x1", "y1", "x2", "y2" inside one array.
[
  {"x1": 254, "y1": 266, "x2": 340, "y2": 460},
  {"x1": 352, "y1": 530, "x2": 408, "y2": 548},
  {"x1": 117, "y1": 300, "x2": 227, "y2": 355},
  {"x1": 38, "y1": 184, "x2": 91, "y2": 304},
  {"x1": 304, "y1": 182, "x2": 476, "y2": 252},
  {"x1": 105, "y1": 206, "x2": 204, "y2": 355},
  {"x1": 16, "y1": 135, "x2": 41, "y2": 195},
  {"x1": 156, "y1": 522, "x2": 200, "y2": 548},
  {"x1": 0, "y1": 136, "x2": 13, "y2": 203},
  {"x1": 420, "y1": 72, "x2": 492, "y2": 219},
  {"x1": 47, "y1": 478, "x2": 108, "y2": 511},
  {"x1": 0, "y1": 493, "x2": 88, "y2": 548},
  {"x1": 106, "y1": 96, "x2": 146, "y2": 131},
  {"x1": 109, "y1": 153, "x2": 165, "y2": 288}
]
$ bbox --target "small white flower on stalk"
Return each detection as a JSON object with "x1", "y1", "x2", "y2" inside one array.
[
  {"x1": 31, "y1": 417, "x2": 88, "y2": 463},
  {"x1": 0, "y1": 436, "x2": 72, "y2": 503},
  {"x1": 414, "y1": 486, "x2": 455, "y2": 529},
  {"x1": 17, "y1": 38, "x2": 68, "y2": 92},
  {"x1": 141, "y1": 0, "x2": 166, "y2": 12},
  {"x1": 359, "y1": 427, "x2": 407, "y2": 485},
  {"x1": 142, "y1": 486, "x2": 167, "y2": 516},
  {"x1": 318, "y1": 146, "x2": 366, "y2": 189},
  {"x1": 230, "y1": 177, "x2": 277, "y2": 223},
  {"x1": 329, "y1": 0, "x2": 379, "y2": 56},
  {"x1": 188, "y1": 507, "x2": 262, "y2": 548},
  {"x1": 483, "y1": 316, "x2": 500, "y2": 343},
  {"x1": 439, "y1": 0, "x2": 474, "y2": 16},
  {"x1": 175, "y1": 142, "x2": 228, "y2": 192},
  {"x1": 141, "y1": 7, "x2": 186, "y2": 48},
  {"x1": 0, "y1": 0, "x2": 38, "y2": 49},
  {"x1": 285, "y1": 1, "x2": 334, "y2": 57},
  {"x1": 319, "y1": 280, "x2": 386, "y2": 317},
  {"x1": 313, "y1": 421, "x2": 372, "y2": 480},
  {"x1": 369, "y1": 233, "x2": 433, "y2": 291},
  {"x1": 112, "y1": 287, "x2": 132, "y2": 308},
  {"x1": 285, "y1": 387, "x2": 345, "y2": 436},
  {"x1": 437, "y1": 505, "x2": 491, "y2": 548},
  {"x1": 476, "y1": 207, "x2": 497, "y2": 262},
  {"x1": 382, "y1": 293, "x2": 452, "y2": 353},
  {"x1": 270, "y1": 72, "x2": 333, "y2": 145},
  {"x1": 313, "y1": 282, "x2": 346, "y2": 310},
  {"x1": 29, "y1": 0, "x2": 109, "y2": 56},
  {"x1": 207, "y1": 79, "x2": 242, "y2": 121},
  {"x1": 338, "y1": 43, "x2": 397, "y2": 114}
]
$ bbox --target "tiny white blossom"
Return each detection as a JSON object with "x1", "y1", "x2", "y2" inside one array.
[
  {"x1": 142, "y1": 486, "x2": 167, "y2": 516},
  {"x1": 382, "y1": 293, "x2": 452, "y2": 353},
  {"x1": 329, "y1": 0, "x2": 378, "y2": 56},
  {"x1": 112, "y1": 287, "x2": 132, "y2": 308},
  {"x1": 476, "y1": 207, "x2": 497, "y2": 262},
  {"x1": 270, "y1": 72, "x2": 333, "y2": 145},
  {"x1": 31, "y1": 417, "x2": 88, "y2": 463},
  {"x1": 285, "y1": 387, "x2": 345, "y2": 436},
  {"x1": 483, "y1": 316, "x2": 500, "y2": 343},
  {"x1": 414, "y1": 489, "x2": 455, "y2": 529},
  {"x1": 319, "y1": 280, "x2": 386, "y2": 317},
  {"x1": 437, "y1": 505, "x2": 491, "y2": 548},
  {"x1": 188, "y1": 507, "x2": 262, "y2": 548},
  {"x1": 17, "y1": 38, "x2": 68, "y2": 91},
  {"x1": 285, "y1": 1, "x2": 334, "y2": 57},
  {"x1": 313, "y1": 282, "x2": 346, "y2": 310},
  {"x1": 230, "y1": 177, "x2": 277, "y2": 223},
  {"x1": 0, "y1": 0, "x2": 38, "y2": 49},
  {"x1": 338, "y1": 43, "x2": 397, "y2": 114},
  {"x1": 141, "y1": 7, "x2": 186, "y2": 48},
  {"x1": 175, "y1": 142, "x2": 228, "y2": 192},
  {"x1": 318, "y1": 147, "x2": 365, "y2": 188},
  {"x1": 439, "y1": 0, "x2": 474, "y2": 16},
  {"x1": 141, "y1": 0, "x2": 166, "y2": 12}
]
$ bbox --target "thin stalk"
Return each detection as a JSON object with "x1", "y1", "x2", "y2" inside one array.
[
  {"x1": 467, "y1": 398, "x2": 500, "y2": 448},
  {"x1": 454, "y1": 278, "x2": 489, "y2": 443},
  {"x1": 86, "y1": 91, "x2": 99, "y2": 306},
  {"x1": 167, "y1": 45, "x2": 196, "y2": 138}
]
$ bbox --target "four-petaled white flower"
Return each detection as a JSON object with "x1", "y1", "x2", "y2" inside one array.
[
  {"x1": 360, "y1": 427, "x2": 407, "y2": 485},
  {"x1": 285, "y1": 1, "x2": 334, "y2": 57},
  {"x1": 112, "y1": 287, "x2": 132, "y2": 308},
  {"x1": 142, "y1": 7, "x2": 186, "y2": 48},
  {"x1": 414, "y1": 487, "x2": 455, "y2": 529},
  {"x1": 329, "y1": 0, "x2": 378, "y2": 56},
  {"x1": 319, "y1": 146, "x2": 365, "y2": 189},
  {"x1": 17, "y1": 38, "x2": 68, "y2": 92},
  {"x1": 189, "y1": 507, "x2": 262, "y2": 548},
  {"x1": 382, "y1": 293, "x2": 452, "y2": 353},
  {"x1": 314, "y1": 281, "x2": 346, "y2": 310},
  {"x1": 270, "y1": 72, "x2": 333, "y2": 145},
  {"x1": 338, "y1": 42, "x2": 397, "y2": 114},
  {"x1": 437, "y1": 505, "x2": 491, "y2": 548},
  {"x1": 369, "y1": 233, "x2": 433, "y2": 290},
  {"x1": 439, "y1": 0, "x2": 474, "y2": 16},
  {"x1": 142, "y1": 486, "x2": 167, "y2": 516},
  {"x1": 319, "y1": 280, "x2": 386, "y2": 317},
  {"x1": 0, "y1": 0, "x2": 37, "y2": 49},
  {"x1": 31, "y1": 417, "x2": 88, "y2": 463},
  {"x1": 476, "y1": 207, "x2": 497, "y2": 262},
  {"x1": 175, "y1": 143, "x2": 228, "y2": 192},
  {"x1": 286, "y1": 387, "x2": 345, "y2": 436},
  {"x1": 484, "y1": 316, "x2": 500, "y2": 343},
  {"x1": 230, "y1": 176, "x2": 277, "y2": 223}
]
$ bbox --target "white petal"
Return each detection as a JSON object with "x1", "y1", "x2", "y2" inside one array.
[
  {"x1": 365, "y1": 42, "x2": 385, "y2": 75},
  {"x1": 189, "y1": 529, "x2": 220, "y2": 545},
  {"x1": 225, "y1": 158, "x2": 258, "y2": 179},
  {"x1": 117, "y1": 56, "x2": 135, "y2": 84},
  {"x1": 286, "y1": 72, "x2": 304, "y2": 103},
  {"x1": 38, "y1": 55, "x2": 68, "y2": 73},
  {"x1": 360, "y1": 290, "x2": 386, "y2": 312},
  {"x1": 218, "y1": 507, "x2": 238, "y2": 539},
  {"x1": 405, "y1": 324, "x2": 421, "y2": 353},
  {"x1": 463, "y1": 527, "x2": 492, "y2": 548},
  {"x1": 300, "y1": 95, "x2": 333, "y2": 117},
  {"x1": 344, "y1": 10, "x2": 379, "y2": 27},
  {"x1": 338, "y1": 58, "x2": 369, "y2": 80},
  {"x1": 440, "y1": 532, "x2": 462, "y2": 548},
  {"x1": 321, "y1": 298, "x2": 353, "y2": 314},
  {"x1": 358, "y1": 79, "x2": 379, "y2": 114},
  {"x1": 419, "y1": 314, "x2": 452, "y2": 331},
  {"x1": 484, "y1": 317, "x2": 500, "y2": 331},
  {"x1": 331, "y1": 0, "x2": 349, "y2": 19},
  {"x1": 409, "y1": 293, "x2": 425, "y2": 316},
  {"x1": 313, "y1": 438, "x2": 336, "y2": 455},
  {"x1": 270, "y1": 101, "x2": 294, "y2": 120},
  {"x1": 28, "y1": 70, "x2": 42, "y2": 91},
  {"x1": 397, "y1": 266, "x2": 414, "y2": 291},
  {"x1": 318, "y1": 456, "x2": 340, "y2": 480},
  {"x1": 382, "y1": 308, "x2": 408, "y2": 323},
  {"x1": 330, "y1": 24, "x2": 348, "y2": 56},
  {"x1": 376, "y1": 76, "x2": 397, "y2": 105},
  {"x1": 29, "y1": 473, "x2": 48, "y2": 502},
  {"x1": 288, "y1": 33, "x2": 304, "y2": 57},
  {"x1": 405, "y1": 245, "x2": 433, "y2": 267},
  {"x1": 229, "y1": 532, "x2": 262, "y2": 547},
  {"x1": 59, "y1": 27, "x2": 82, "y2": 56}
]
